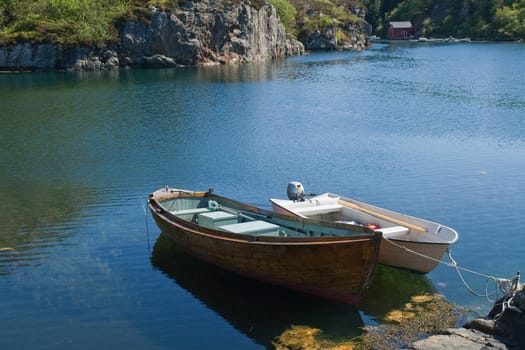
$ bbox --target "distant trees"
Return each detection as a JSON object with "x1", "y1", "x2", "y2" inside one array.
[
  {"x1": 366, "y1": 0, "x2": 525, "y2": 40},
  {"x1": 495, "y1": 0, "x2": 525, "y2": 38}
]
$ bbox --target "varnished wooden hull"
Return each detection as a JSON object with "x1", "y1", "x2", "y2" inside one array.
[{"x1": 148, "y1": 189, "x2": 381, "y2": 304}]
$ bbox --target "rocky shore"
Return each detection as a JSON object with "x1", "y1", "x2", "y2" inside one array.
[
  {"x1": 0, "y1": 0, "x2": 374, "y2": 72},
  {"x1": 411, "y1": 284, "x2": 525, "y2": 350},
  {"x1": 0, "y1": 0, "x2": 304, "y2": 71}
]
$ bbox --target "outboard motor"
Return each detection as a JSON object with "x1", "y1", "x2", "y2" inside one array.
[{"x1": 287, "y1": 181, "x2": 305, "y2": 201}]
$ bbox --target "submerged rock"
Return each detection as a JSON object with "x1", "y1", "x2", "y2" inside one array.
[
  {"x1": 272, "y1": 325, "x2": 355, "y2": 350},
  {"x1": 272, "y1": 288, "x2": 525, "y2": 349}
]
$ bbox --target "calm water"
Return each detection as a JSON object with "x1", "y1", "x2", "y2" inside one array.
[{"x1": 1, "y1": 42, "x2": 524, "y2": 349}]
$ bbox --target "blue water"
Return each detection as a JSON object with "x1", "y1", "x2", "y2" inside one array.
[{"x1": 1, "y1": 42, "x2": 524, "y2": 349}]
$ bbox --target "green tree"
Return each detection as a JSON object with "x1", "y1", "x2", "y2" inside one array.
[{"x1": 495, "y1": 0, "x2": 525, "y2": 38}]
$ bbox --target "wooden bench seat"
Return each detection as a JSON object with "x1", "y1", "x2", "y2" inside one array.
[
  {"x1": 170, "y1": 207, "x2": 210, "y2": 220},
  {"x1": 219, "y1": 220, "x2": 280, "y2": 236},
  {"x1": 198, "y1": 211, "x2": 238, "y2": 229}
]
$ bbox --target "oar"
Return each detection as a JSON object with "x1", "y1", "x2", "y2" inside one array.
[{"x1": 338, "y1": 199, "x2": 427, "y2": 233}]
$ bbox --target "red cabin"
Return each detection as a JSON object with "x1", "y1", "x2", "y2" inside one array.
[{"x1": 388, "y1": 21, "x2": 413, "y2": 39}]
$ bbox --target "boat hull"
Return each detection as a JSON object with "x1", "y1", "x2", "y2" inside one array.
[
  {"x1": 379, "y1": 238, "x2": 449, "y2": 273},
  {"x1": 270, "y1": 193, "x2": 458, "y2": 274},
  {"x1": 148, "y1": 190, "x2": 381, "y2": 304}
]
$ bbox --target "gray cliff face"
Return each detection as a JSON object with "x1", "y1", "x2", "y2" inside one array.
[
  {"x1": 121, "y1": 1, "x2": 304, "y2": 67},
  {"x1": 0, "y1": 43, "x2": 121, "y2": 71},
  {"x1": 0, "y1": 0, "x2": 304, "y2": 71}
]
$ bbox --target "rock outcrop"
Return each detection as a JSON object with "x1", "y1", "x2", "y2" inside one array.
[
  {"x1": 300, "y1": 20, "x2": 371, "y2": 51},
  {"x1": 296, "y1": 4, "x2": 371, "y2": 51},
  {"x1": 0, "y1": 43, "x2": 120, "y2": 71},
  {"x1": 411, "y1": 284, "x2": 525, "y2": 350},
  {"x1": 120, "y1": 0, "x2": 303, "y2": 67},
  {"x1": 0, "y1": 0, "x2": 304, "y2": 71}
]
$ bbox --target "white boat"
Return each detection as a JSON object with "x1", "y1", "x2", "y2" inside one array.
[{"x1": 270, "y1": 182, "x2": 459, "y2": 273}]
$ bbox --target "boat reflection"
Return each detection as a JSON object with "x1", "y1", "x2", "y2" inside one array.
[
  {"x1": 151, "y1": 233, "x2": 365, "y2": 348},
  {"x1": 359, "y1": 264, "x2": 437, "y2": 322}
]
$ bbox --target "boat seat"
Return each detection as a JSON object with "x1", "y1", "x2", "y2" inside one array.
[
  {"x1": 219, "y1": 220, "x2": 281, "y2": 236},
  {"x1": 198, "y1": 210, "x2": 238, "y2": 229},
  {"x1": 170, "y1": 207, "x2": 210, "y2": 220},
  {"x1": 377, "y1": 226, "x2": 409, "y2": 238},
  {"x1": 293, "y1": 203, "x2": 343, "y2": 215}
]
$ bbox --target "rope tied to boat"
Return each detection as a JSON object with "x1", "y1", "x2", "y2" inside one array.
[
  {"x1": 383, "y1": 237, "x2": 521, "y2": 304},
  {"x1": 490, "y1": 272, "x2": 523, "y2": 320}
]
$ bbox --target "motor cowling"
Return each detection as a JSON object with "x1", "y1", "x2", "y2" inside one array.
[{"x1": 287, "y1": 181, "x2": 305, "y2": 201}]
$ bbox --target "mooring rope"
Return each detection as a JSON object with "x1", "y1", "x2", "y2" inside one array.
[
  {"x1": 383, "y1": 237, "x2": 521, "y2": 303},
  {"x1": 143, "y1": 202, "x2": 151, "y2": 254}
]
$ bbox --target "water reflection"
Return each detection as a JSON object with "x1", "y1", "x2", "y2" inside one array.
[
  {"x1": 0, "y1": 180, "x2": 92, "y2": 275},
  {"x1": 359, "y1": 265, "x2": 436, "y2": 322},
  {"x1": 195, "y1": 62, "x2": 280, "y2": 83},
  {"x1": 151, "y1": 234, "x2": 364, "y2": 348},
  {"x1": 59, "y1": 61, "x2": 283, "y2": 85}
]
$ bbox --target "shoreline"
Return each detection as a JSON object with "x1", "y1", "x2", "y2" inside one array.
[
  {"x1": 412, "y1": 284, "x2": 525, "y2": 349},
  {"x1": 372, "y1": 37, "x2": 524, "y2": 45}
]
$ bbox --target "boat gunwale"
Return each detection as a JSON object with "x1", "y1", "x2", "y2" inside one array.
[
  {"x1": 148, "y1": 189, "x2": 381, "y2": 246},
  {"x1": 328, "y1": 193, "x2": 459, "y2": 245},
  {"x1": 270, "y1": 192, "x2": 458, "y2": 245}
]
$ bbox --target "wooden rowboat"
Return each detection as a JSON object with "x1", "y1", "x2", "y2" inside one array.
[
  {"x1": 270, "y1": 184, "x2": 458, "y2": 273},
  {"x1": 148, "y1": 187, "x2": 382, "y2": 304}
]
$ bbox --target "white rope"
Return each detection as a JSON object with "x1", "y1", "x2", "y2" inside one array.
[
  {"x1": 383, "y1": 237, "x2": 520, "y2": 302},
  {"x1": 143, "y1": 202, "x2": 151, "y2": 254}
]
